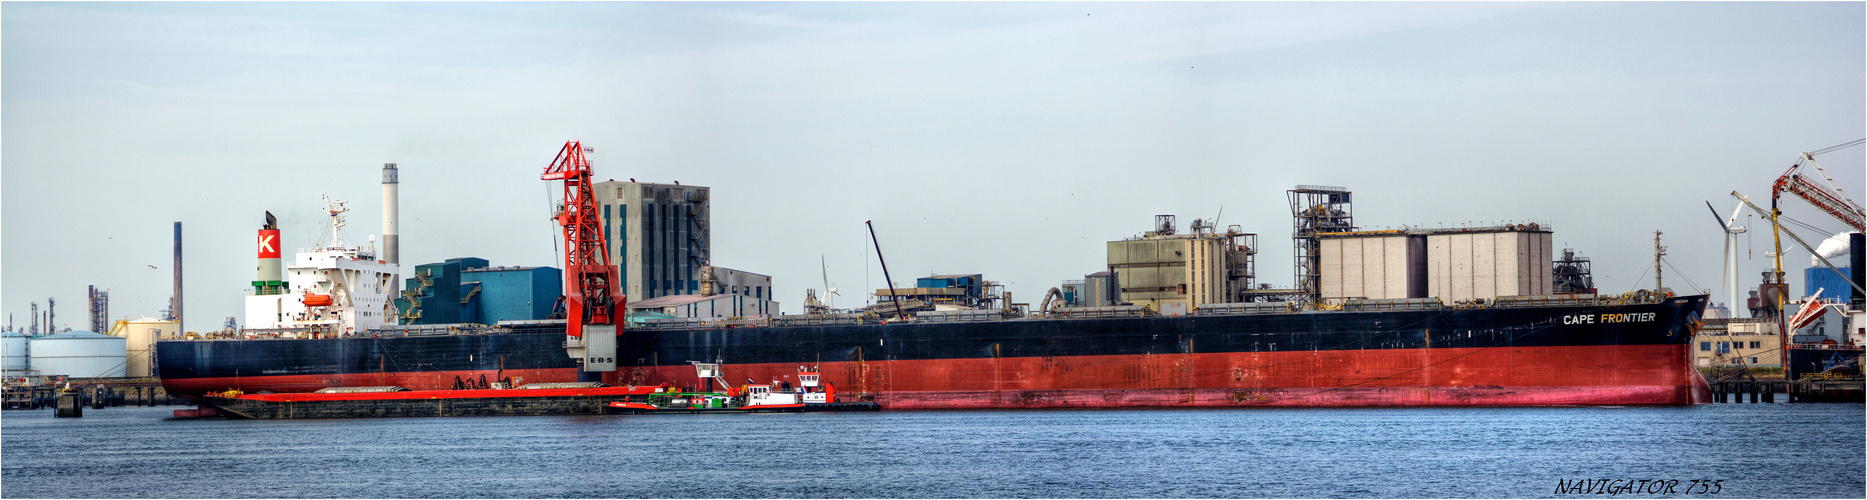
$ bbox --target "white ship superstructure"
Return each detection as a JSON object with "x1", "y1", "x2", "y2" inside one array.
[{"x1": 245, "y1": 196, "x2": 398, "y2": 336}]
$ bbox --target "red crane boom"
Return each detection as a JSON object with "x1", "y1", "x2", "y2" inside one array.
[
  {"x1": 541, "y1": 141, "x2": 622, "y2": 339},
  {"x1": 1773, "y1": 152, "x2": 1865, "y2": 233}
]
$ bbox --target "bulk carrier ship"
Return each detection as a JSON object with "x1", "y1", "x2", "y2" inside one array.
[
  {"x1": 156, "y1": 145, "x2": 1714, "y2": 411},
  {"x1": 161, "y1": 294, "x2": 1709, "y2": 408}
]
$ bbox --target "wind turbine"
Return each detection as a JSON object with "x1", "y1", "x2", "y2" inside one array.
[
  {"x1": 1706, "y1": 200, "x2": 1748, "y2": 316},
  {"x1": 822, "y1": 255, "x2": 839, "y2": 311}
]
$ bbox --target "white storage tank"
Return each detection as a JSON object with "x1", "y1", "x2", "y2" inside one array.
[
  {"x1": 29, "y1": 330, "x2": 127, "y2": 378},
  {"x1": 112, "y1": 318, "x2": 178, "y2": 378},
  {"x1": 2, "y1": 330, "x2": 28, "y2": 372}
]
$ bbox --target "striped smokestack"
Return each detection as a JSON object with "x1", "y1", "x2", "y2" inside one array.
[{"x1": 382, "y1": 163, "x2": 398, "y2": 265}]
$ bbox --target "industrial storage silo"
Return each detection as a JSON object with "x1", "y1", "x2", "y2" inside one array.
[
  {"x1": 112, "y1": 317, "x2": 177, "y2": 378},
  {"x1": 2, "y1": 330, "x2": 29, "y2": 374},
  {"x1": 29, "y1": 331, "x2": 127, "y2": 378}
]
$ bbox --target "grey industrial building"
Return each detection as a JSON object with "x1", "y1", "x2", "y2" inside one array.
[
  {"x1": 592, "y1": 180, "x2": 779, "y2": 317},
  {"x1": 594, "y1": 180, "x2": 711, "y2": 301},
  {"x1": 1104, "y1": 215, "x2": 1259, "y2": 314}
]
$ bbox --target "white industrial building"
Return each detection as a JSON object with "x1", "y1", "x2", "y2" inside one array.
[
  {"x1": 1319, "y1": 231, "x2": 1427, "y2": 301},
  {"x1": 1426, "y1": 228, "x2": 1553, "y2": 302},
  {"x1": 1319, "y1": 225, "x2": 1553, "y2": 304}
]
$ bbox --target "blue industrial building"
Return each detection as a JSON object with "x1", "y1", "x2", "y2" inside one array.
[
  {"x1": 1806, "y1": 266, "x2": 1855, "y2": 303},
  {"x1": 396, "y1": 257, "x2": 561, "y2": 325}
]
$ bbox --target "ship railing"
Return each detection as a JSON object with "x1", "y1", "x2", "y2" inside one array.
[
  {"x1": 1342, "y1": 298, "x2": 1445, "y2": 312},
  {"x1": 1709, "y1": 317, "x2": 1778, "y2": 325},
  {"x1": 771, "y1": 314, "x2": 866, "y2": 327},
  {"x1": 1790, "y1": 342, "x2": 1862, "y2": 350},
  {"x1": 1490, "y1": 294, "x2": 1617, "y2": 308},
  {"x1": 1196, "y1": 302, "x2": 1296, "y2": 316},
  {"x1": 636, "y1": 318, "x2": 716, "y2": 330},
  {"x1": 1049, "y1": 305, "x2": 1156, "y2": 319},
  {"x1": 915, "y1": 309, "x2": 1008, "y2": 323}
]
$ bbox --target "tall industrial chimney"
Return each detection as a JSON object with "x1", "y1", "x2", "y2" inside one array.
[
  {"x1": 171, "y1": 221, "x2": 183, "y2": 330},
  {"x1": 382, "y1": 163, "x2": 399, "y2": 265}
]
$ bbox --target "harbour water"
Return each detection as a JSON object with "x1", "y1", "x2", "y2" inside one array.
[{"x1": 3, "y1": 404, "x2": 1862, "y2": 498}]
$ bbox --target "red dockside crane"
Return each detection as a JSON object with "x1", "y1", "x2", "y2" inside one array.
[
  {"x1": 542, "y1": 141, "x2": 623, "y2": 375},
  {"x1": 1772, "y1": 147, "x2": 1864, "y2": 234}
]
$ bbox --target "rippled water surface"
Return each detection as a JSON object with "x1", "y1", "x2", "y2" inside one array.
[{"x1": 3, "y1": 404, "x2": 1862, "y2": 498}]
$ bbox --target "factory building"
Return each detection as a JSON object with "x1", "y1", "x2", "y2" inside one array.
[
  {"x1": 1079, "y1": 272, "x2": 1120, "y2": 307},
  {"x1": 1693, "y1": 319, "x2": 1783, "y2": 368},
  {"x1": 395, "y1": 258, "x2": 561, "y2": 325},
  {"x1": 590, "y1": 180, "x2": 784, "y2": 319},
  {"x1": 1805, "y1": 231, "x2": 1859, "y2": 303},
  {"x1": 707, "y1": 266, "x2": 774, "y2": 302},
  {"x1": 624, "y1": 266, "x2": 777, "y2": 319},
  {"x1": 875, "y1": 274, "x2": 1004, "y2": 310},
  {"x1": 593, "y1": 180, "x2": 711, "y2": 301},
  {"x1": 1106, "y1": 216, "x2": 1258, "y2": 314},
  {"x1": 1317, "y1": 225, "x2": 1553, "y2": 304}
]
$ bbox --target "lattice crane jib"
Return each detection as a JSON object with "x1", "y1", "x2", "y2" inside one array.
[
  {"x1": 1773, "y1": 152, "x2": 1865, "y2": 233},
  {"x1": 541, "y1": 141, "x2": 624, "y2": 340}
]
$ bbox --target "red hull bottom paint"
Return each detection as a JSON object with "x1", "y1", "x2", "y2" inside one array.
[
  {"x1": 869, "y1": 386, "x2": 1695, "y2": 408},
  {"x1": 162, "y1": 368, "x2": 587, "y2": 403},
  {"x1": 168, "y1": 345, "x2": 1709, "y2": 408}
]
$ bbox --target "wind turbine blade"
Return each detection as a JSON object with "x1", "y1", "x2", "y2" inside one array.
[
  {"x1": 1722, "y1": 235, "x2": 1732, "y2": 293},
  {"x1": 1726, "y1": 200, "x2": 1746, "y2": 227},
  {"x1": 1706, "y1": 201, "x2": 1730, "y2": 230}
]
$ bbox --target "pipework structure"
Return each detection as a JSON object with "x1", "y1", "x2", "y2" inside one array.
[
  {"x1": 1289, "y1": 186, "x2": 1355, "y2": 305},
  {"x1": 88, "y1": 286, "x2": 109, "y2": 334}
]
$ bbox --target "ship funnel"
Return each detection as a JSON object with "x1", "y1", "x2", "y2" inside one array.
[{"x1": 256, "y1": 212, "x2": 284, "y2": 295}]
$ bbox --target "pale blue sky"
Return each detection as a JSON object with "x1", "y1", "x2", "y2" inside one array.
[{"x1": 4, "y1": 1, "x2": 1862, "y2": 332}]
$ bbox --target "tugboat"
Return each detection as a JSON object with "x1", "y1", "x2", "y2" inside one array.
[{"x1": 607, "y1": 362, "x2": 879, "y2": 413}]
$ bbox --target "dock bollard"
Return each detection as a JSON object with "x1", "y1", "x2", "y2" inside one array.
[{"x1": 55, "y1": 393, "x2": 82, "y2": 418}]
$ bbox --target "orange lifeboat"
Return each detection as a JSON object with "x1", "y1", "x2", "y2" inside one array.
[{"x1": 301, "y1": 294, "x2": 334, "y2": 307}]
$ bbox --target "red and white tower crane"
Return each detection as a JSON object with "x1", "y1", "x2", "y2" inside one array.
[{"x1": 542, "y1": 141, "x2": 623, "y2": 376}]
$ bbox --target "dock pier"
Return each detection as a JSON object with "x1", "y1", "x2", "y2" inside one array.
[
  {"x1": 1711, "y1": 379, "x2": 1865, "y2": 403},
  {"x1": 3, "y1": 377, "x2": 184, "y2": 411}
]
